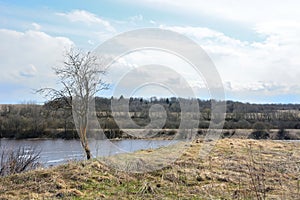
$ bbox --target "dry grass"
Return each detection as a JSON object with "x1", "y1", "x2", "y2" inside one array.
[{"x1": 0, "y1": 139, "x2": 299, "y2": 199}]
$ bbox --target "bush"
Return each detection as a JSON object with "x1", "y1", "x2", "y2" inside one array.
[
  {"x1": 0, "y1": 146, "x2": 40, "y2": 176},
  {"x1": 248, "y1": 122, "x2": 270, "y2": 139},
  {"x1": 248, "y1": 131, "x2": 270, "y2": 140},
  {"x1": 276, "y1": 128, "x2": 288, "y2": 140},
  {"x1": 198, "y1": 121, "x2": 209, "y2": 129},
  {"x1": 252, "y1": 122, "x2": 268, "y2": 132},
  {"x1": 55, "y1": 130, "x2": 79, "y2": 139},
  {"x1": 236, "y1": 119, "x2": 251, "y2": 129},
  {"x1": 275, "y1": 128, "x2": 299, "y2": 140},
  {"x1": 221, "y1": 130, "x2": 235, "y2": 138}
]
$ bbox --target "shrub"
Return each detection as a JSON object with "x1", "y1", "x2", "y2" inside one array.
[
  {"x1": 0, "y1": 146, "x2": 40, "y2": 176},
  {"x1": 221, "y1": 130, "x2": 235, "y2": 138},
  {"x1": 248, "y1": 131, "x2": 270, "y2": 139},
  {"x1": 276, "y1": 128, "x2": 288, "y2": 140},
  {"x1": 248, "y1": 122, "x2": 270, "y2": 139}
]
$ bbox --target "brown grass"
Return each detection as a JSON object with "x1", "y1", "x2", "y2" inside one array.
[{"x1": 0, "y1": 139, "x2": 299, "y2": 199}]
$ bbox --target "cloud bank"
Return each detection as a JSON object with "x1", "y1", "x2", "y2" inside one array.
[{"x1": 0, "y1": 29, "x2": 73, "y2": 103}]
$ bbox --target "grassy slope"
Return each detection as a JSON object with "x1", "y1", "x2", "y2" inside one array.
[{"x1": 0, "y1": 139, "x2": 299, "y2": 199}]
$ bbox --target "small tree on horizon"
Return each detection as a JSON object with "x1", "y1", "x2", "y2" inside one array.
[
  {"x1": 248, "y1": 122, "x2": 270, "y2": 140},
  {"x1": 38, "y1": 48, "x2": 109, "y2": 159}
]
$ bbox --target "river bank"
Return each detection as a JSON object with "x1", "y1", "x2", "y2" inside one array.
[
  {"x1": 1, "y1": 128, "x2": 300, "y2": 141},
  {"x1": 0, "y1": 138, "x2": 299, "y2": 199},
  {"x1": 0, "y1": 139, "x2": 176, "y2": 167}
]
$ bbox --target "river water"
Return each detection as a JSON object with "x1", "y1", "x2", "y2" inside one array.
[{"x1": 0, "y1": 139, "x2": 176, "y2": 167}]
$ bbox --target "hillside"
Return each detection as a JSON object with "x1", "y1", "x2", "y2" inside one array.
[
  {"x1": 0, "y1": 139, "x2": 299, "y2": 199},
  {"x1": 1, "y1": 98, "x2": 300, "y2": 140}
]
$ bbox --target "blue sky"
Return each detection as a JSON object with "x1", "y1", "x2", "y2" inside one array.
[{"x1": 1, "y1": 0, "x2": 300, "y2": 104}]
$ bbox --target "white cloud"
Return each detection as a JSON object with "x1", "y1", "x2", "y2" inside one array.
[
  {"x1": 130, "y1": 14, "x2": 143, "y2": 21},
  {"x1": 149, "y1": 20, "x2": 156, "y2": 25},
  {"x1": 121, "y1": 25, "x2": 300, "y2": 99},
  {"x1": 56, "y1": 10, "x2": 115, "y2": 32},
  {"x1": 127, "y1": 0, "x2": 300, "y2": 25},
  {"x1": 106, "y1": 49, "x2": 209, "y2": 98},
  {"x1": 19, "y1": 64, "x2": 37, "y2": 78},
  {"x1": 160, "y1": 25, "x2": 248, "y2": 57},
  {"x1": 31, "y1": 22, "x2": 41, "y2": 30},
  {"x1": 129, "y1": 14, "x2": 144, "y2": 24},
  {"x1": 0, "y1": 29, "x2": 74, "y2": 101},
  {"x1": 88, "y1": 40, "x2": 95, "y2": 45}
]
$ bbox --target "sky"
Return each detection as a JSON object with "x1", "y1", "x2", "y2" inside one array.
[{"x1": 1, "y1": 0, "x2": 300, "y2": 104}]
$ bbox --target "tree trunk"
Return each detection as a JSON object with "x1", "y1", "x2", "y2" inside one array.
[
  {"x1": 84, "y1": 145, "x2": 91, "y2": 160},
  {"x1": 80, "y1": 126, "x2": 92, "y2": 160}
]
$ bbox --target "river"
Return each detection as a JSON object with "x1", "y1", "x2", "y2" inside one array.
[{"x1": 0, "y1": 139, "x2": 176, "y2": 167}]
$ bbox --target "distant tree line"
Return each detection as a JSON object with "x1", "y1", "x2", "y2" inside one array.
[
  {"x1": 0, "y1": 102, "x2": 76, "y2": 139},
  {"x1": 1, "y1": 97, "x2": 300, "y2": 139}
]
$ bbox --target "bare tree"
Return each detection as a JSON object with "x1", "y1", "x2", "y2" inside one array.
[{"x1": 38, "y1": 49, "x2": 109, "y2": 159}]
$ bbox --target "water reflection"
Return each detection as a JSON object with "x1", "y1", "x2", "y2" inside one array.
[{"x1": 0, "y1": 139, "x2": 176, "y2": 167}]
